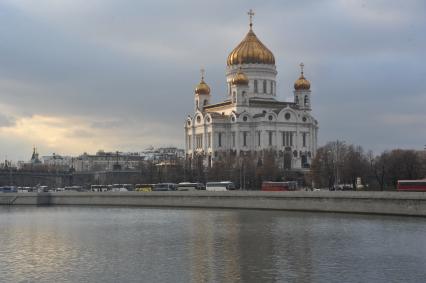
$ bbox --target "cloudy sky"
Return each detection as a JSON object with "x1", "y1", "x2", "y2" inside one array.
[{"x1": 0, "y1": 0, "x2": 425, "y2": 161}]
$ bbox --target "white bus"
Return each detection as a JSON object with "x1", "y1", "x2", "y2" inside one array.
[
  {"x1": 90, "y1": 185, "x2": 109, "y2": 192},
  {"x1": 177, "y1": 182, "x2": 205, "y2": 191},
  {"x1": 152, "y1": 183, "x2": 177, "y2": 191},
  {"x1": 206, "y1": 181, "x2": 236, "y2": 191}
]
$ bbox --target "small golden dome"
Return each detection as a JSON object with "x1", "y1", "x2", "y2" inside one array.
[
  {"x1": 232, "y1": 68, "x2": 249, "y2": 85},
  {"x1": 227, "y1": 27, "x2": 275, "y2": 66},
  {"x1": 294, "y1": 63, "x2": 311, "y2": 90},
  {"x1": 195, "y1": 73, "x2": 210, "y2": 95}
]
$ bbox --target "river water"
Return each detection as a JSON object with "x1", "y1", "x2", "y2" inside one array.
[{"x1": 0, "y1": 206, "x2": 425, "y2": 283}]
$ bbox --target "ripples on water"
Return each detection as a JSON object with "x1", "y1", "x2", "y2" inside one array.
[{"x1": 0, "y1": 206, "x2": 425, "y2": 283}]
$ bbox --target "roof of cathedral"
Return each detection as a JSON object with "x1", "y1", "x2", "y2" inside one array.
[
  {"x1": 203, "y1": 101, "x2": 232, "y2": 110},
  {"x1": 227, "y1": 23, "x2": 275, "y2": 66},
  {"x1": 249, "y1": 98, "x2": 296, "y2": 108}
]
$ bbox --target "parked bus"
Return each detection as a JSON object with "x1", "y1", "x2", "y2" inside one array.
[
  {"x1": 90, "y1": 185, "x2": 109, "y2": 192},
  {"x1": 0, "y1": 186, "x2": 17, "y2": 193},
  {"x1": 177, "y1": 182, "x2": 205, "y2": 191},
  {"x1": 152, "y1": 183, "x2": 177, "y2": 191},
  {"x1": 206, "y1": 181, "x2": 236, "y2": 191},
  {"x1": 64, "y1": 186, "x2": 84, "y2": 192},
  {"x1": 135, "y1": 184, "x2": 153, "y2": 192},
  {"x1": 397, "y1": 180, "x2": 426, "y2": 191},
  {"x1": 111, "y1": 184, "x2": 133, "y2": 192},
  {"x1": 261, "y1": 181, "x2": 298, "y2": 191}
]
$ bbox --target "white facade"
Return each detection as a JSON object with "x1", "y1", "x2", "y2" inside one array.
[{"x1": 184, "y1": 21, "x2": 319, "y2": 170}]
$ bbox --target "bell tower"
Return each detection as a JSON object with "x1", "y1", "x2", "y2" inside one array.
[
  {"x1": 194, "y1": 69, "x2": 211, "y2": 111},
  {"x1": 230, "y1": 67, "x2": 250, "y2": 108},
  {"x1": 294, "y1": 63, "x2": 311, "y2": 110}
]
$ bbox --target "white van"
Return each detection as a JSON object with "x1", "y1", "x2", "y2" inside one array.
[{"x1": 206, "y1": 181, "x2": 236, "y2": 191}]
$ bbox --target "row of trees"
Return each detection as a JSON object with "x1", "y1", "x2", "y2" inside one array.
[
  {"x1": 4, "y1": 142, "x2": 424, "y2": 190},
  {"x1": 134, "y1": 143, "x2": 426, "y2": 190},
  {"x1": 135, "y1": 150, "x2": 302, "y2": 190},
  {"x1": 310, "y1": 141, "x2": 426, "y2": 190}
]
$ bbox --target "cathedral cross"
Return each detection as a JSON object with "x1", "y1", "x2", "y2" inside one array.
[
  {"x1": 248, "y1": 9, "x2": 255, "y2": 28},
  {"x1": 300, "y1": 62, "x2": 304, "y2": 74},
  {"x1": 200, "y1": 68, "x2": 205, "y2": 80}
]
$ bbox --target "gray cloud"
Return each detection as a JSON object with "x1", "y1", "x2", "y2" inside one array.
[
  {"x1": 0, "y1": 0, "x2": 425, "y2": 160},
  {"x1": 0, "y1": 114, "x2": 15, "y2": 128}
]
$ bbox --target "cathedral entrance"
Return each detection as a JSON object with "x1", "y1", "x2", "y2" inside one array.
[
  {"x1": 284, "y1": 152, "x2": 292, "y2": 170},
  {"x1": 301, "y1": 155, "x2": 308, "y2": 168}
]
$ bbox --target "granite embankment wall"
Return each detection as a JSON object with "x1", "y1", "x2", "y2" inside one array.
[{"x1": 1, "y1": 191, "x2": 425, "y2": 216}]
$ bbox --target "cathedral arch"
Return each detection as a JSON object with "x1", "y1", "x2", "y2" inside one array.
[
  {"x1": 264, "y1": 111, "x2": 277, "y2": 122},
  {"x1": 278, "y1": 108, "x2": 298, "y2": 122},
  {"x1": 204, "y1": 114, "x2": 212, "y2": 124},
  {"x1": 194, "y1": 112, "x2": 204, "y2": 125},
  {"x1": 239, "y1": 112, "x2": 251, "y2": 122},
  {"x1": 186, "y1": 116, "x2": 192, "y2": 127}
]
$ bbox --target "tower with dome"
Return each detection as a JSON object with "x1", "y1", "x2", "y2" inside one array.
[{"x1": 185, "y1": 10, "x2": 319, "y2": 171}]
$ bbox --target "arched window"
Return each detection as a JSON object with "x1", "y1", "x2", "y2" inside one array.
[
  {"x1": 203, "y1": 100, "x2": 208, "y2": 106},
  {"x1": 270, "y1": 81, "x2": 273, "y2": 94},
  {"x1": 232, "y1": 91, "x2": 236, "y2": 103},
  {"x1": 263, "y1": 80, "x2": 267, "y2": 93},
  {"x1": 304, "y1": 95, "x2": 309, "y2": 106},
  {"x1": 254, "y1": 80, "x2": 258, "y2": 93},
  {"x1": 243, "y1": 132, "x2": 248, "y2": 147},
  {"x1": 196, "y1": 99, "x2": 199, "y2": 108}
]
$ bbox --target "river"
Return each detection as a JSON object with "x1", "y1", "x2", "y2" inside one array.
[{"x1": 0, "y1": 206, "x2": 425, "y2": 282}]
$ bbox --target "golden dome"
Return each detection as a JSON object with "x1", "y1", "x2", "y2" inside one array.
[
  {"x1": 294, "y1": 63, "x2": 311, "y2": 90},
  {"x1": 195, "y1": 78, "x2": 210, "y2": 95},
  {"x1": 231, "y1": 68, "x2": 249, "y2": 85},
  {"x1": 227, "y1": 27, "x2": 275, "y2": 66}
]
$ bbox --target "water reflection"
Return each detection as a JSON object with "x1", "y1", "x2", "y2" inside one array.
[{"x1": 0, "y1": 207, "x2": 425, "y2": 283}]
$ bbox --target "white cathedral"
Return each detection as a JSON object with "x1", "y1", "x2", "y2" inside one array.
[{"x1": 185, "y1": 12, "x2": 319, "y2": 170}]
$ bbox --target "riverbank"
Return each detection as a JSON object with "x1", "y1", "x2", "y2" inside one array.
[{"x1": 0, "y1": 191, "x2": 425, "y2": 216}]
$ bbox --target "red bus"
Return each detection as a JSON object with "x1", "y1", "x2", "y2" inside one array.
[
  {"x1": 397, "y1": 180, "x2": 426, "y2": 191},
  {"x1": 261, "y1": 181, "x2": 298, "y2": 191}
]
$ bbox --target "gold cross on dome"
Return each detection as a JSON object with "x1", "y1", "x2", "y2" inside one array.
[
  {"x1": 300, "y1": 62, "x2": 304, "y2": 74},
  {"x1": 248, "y1": 9, "x2": 255, "y2": 28},
  {"x1": 200, "y1": 68, "x2": 205, "y2": 80}
]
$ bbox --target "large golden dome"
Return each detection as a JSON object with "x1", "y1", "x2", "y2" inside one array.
[{"x1": 227, "y1": 27, "x2": 275, "y2": 66}]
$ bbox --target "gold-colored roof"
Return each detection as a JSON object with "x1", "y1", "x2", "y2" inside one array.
[
  {"x1": 195, "y1": 77, "x2": 210, "y2": 95},
  {"x1": 231, "y1": 68, "x2": 249, "y2": 85},
  {"x1": 227, "y1": 27, "x2": 275, "y2": 66},
  {"x1": 294, "y1": 63, "x2": 311, "y2": 90}
]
